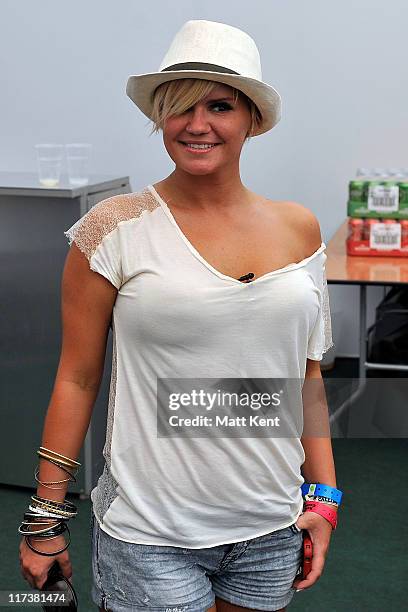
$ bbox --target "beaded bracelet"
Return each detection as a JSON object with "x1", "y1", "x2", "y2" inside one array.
[
  {"x1": 29, "y1": 503, "x2": 76, "y2": 520},
  {"x1": 31, "y1": 494, "x2": 77, "y2": 514}
]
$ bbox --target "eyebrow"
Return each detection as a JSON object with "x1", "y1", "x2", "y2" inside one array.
[{"x1": 204, "y1": 97, "x2": 235, "y2": 103}]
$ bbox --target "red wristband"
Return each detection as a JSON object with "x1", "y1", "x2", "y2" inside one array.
[{"x1": 304, "y1": 500, "x2": 338, "y2": 530}]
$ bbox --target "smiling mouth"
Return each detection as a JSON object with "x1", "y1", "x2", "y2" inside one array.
[{"x1": 179, "y1": 142, "x2": 221, "y2": 151}]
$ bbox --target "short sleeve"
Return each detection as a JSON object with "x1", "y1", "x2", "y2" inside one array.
[
  {"x1": 307, "y1": 252, "x2": 334, "y2": 361},
  {"x1": 64, "y1": 189, "x2": 161, "y2": 289},
  {"x1": 63, "y1": 195, "x2": 128, "y2": 289}
]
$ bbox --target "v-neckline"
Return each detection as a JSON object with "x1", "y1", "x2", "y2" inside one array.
[{"x1": 148, "y1": 184, "x2": 326, "y2": 286}]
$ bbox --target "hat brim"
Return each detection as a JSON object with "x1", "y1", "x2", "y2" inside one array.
[{"x1": 126, "y1": 70, "x2": 281, "y2": 136}]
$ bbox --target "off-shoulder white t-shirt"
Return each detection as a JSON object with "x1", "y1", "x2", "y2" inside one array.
[{"x1": 64, "y1": 184, "x2": 334, "y2": 548}]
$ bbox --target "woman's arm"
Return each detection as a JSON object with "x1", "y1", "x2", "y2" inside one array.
[
  {"x1": 20, "y1": 243, "x2": 118, "y2": 588},
  {"x1": 288, "y1": 204, "x2": 336, "y2": 485},
  {"x1": 292, "y1": 358, "x2": 337, "y2": 592},
  {"x1": 37, "y1": 242, "x2": 118, "y2": 502},
  {"x1": 287, "y1": 206, "x2": 338, "y2": 592},
  {"x1": 300, "y1": 358, "x2": 337, "y2": 487}
]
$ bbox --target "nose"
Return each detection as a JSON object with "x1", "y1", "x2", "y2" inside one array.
[{"x1": 185, "y1": 105, "x2": 211, "y2": 134}]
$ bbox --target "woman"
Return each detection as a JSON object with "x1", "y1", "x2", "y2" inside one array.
[{"x1": 19, "y1": 19, "x2": 341, "y2": 612}]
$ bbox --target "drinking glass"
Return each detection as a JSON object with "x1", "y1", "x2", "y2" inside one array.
[
  {"x1": 66, "y1": 143, "x2": 92, "y2": 186},
  {"x1": 35, "y1": 144, "x2": 64, "y2": 187}
]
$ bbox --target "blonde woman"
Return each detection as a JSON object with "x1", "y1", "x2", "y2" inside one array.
[{"x1": 19, "y1": 20, "x2": 340, "y2": 612}]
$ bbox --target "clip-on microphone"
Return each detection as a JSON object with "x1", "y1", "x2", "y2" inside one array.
[{"x1": 238, "y1": 272, "x2": 255, "y2": 283}]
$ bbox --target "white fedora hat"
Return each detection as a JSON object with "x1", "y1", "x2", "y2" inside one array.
[{"x1": 126, "y1": 19, "x2": 282, "y2": 136}]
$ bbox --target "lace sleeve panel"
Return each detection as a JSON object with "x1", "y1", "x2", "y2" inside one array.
[
  {"x1": 63, "y1": 189, "x2": 159, "y2": 288},
  {"x1": 307, "y1": 252, "x2": 334, "y2": 360},
  {"x1": 64, "y1": 192, "x2": 144, "y2": 260},
  {"x1": 321, "y1": 265, "x2": 334, "y2": 355}
]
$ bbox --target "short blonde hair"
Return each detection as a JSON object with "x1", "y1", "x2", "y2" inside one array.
[{"x1": 149, "y1": 78, "x2": 263, "y2": 140}]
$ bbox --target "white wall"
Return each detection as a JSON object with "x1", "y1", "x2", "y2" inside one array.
[{"x1": 2, "y1": 0, "x2": 407, "y2": 357}]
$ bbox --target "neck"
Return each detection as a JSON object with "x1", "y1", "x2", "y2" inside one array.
[{"x1": 159, "y1": 169, "x2": 251, "y2": 213}]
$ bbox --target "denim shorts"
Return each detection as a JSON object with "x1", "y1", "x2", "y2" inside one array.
[{"x1": 90, "y1": 509, "x2": 303, "y2": 611}]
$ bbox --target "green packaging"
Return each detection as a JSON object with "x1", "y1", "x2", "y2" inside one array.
[{"x1": 348, "y1": 179, "x2": 408, "y2": 219}]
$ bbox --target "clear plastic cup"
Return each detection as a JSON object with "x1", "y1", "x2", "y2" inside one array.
[
  {"x1": 66, "y1": 143, "x2": 92, "y2": 186},
  {"x1": 356, "y1": 167, "x2": 370, "y2": 178},
  {"x1": 373, "y1": 167, "x2": 387, "y2": 178},
  {"x1": 35, "y1": 144, "x2": 64, "y2": 187}
]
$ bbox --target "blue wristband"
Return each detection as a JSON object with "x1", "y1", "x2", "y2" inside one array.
[{"x1": 301, "y1": 483, "x2": 343, "y2": 505}]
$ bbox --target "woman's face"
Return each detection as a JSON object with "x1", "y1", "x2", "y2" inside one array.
[{"x1": 162, "y1": 83, "x2": 252, "y2": 176}]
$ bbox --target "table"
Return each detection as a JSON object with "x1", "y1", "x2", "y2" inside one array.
[
  {"x1": 0, "y1": 172, "x2": 131, "y2": 495},
  {"x1": 325, "y1": 220, "x2": 408, "y2": 426}
]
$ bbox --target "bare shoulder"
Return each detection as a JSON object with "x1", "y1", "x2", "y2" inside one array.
[{"x1": 263, "y1": 197, "x2": 323, "y2": 254}]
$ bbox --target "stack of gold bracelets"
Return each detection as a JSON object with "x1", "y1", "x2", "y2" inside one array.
[{"x1": 18, "y1": 447, "x2": 81, "y2": 556}]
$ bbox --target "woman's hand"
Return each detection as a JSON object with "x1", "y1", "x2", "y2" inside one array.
[
  {"x1": 19, "y1": 536, "x2": 72, "y2": 590},
  {"x1": 291, "y1": 511, "x2": 333, "y2": 591}
]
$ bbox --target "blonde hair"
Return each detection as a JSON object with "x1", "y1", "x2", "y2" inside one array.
[{"x1": 149, "y1": 78, "x2": 263, "y2": 140}]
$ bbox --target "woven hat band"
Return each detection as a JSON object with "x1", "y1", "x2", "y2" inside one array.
[{"x1": 161, "y1": 62, "x2": 239, "y2": 75}]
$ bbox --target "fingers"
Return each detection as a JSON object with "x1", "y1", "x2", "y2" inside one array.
[
  {"x1": 292, "y1": 546, "x2": 326, "y2": 591},
  {"x1": 292, "y1": 567, "x2": 322, "y2": 590},
  {"x1": 20, "y1": 565, "x2": 49, "y2": 590},
  {"x1": 19, "y1": 539, "x2": 72, "y2": 591},
  {"x1": 36, "y1": 573, "x2": 49, "y2": 590},
  {"x1": 21, "y1": 564, "x2": 49, "y2": 590},
  {"x1": 291, "y1": 517, "x2": 332, "y2": 593},
  {"x1": 58, "y1": 555, "x2": 73, "y2": 581}
]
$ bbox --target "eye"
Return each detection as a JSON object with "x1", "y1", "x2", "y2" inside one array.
[
  {"x1": 179, "y1": 102, "x2": 233, "y2": 115},
  {"x1": 210, "y1": 102, "x2": 233, "y2": 112}
]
